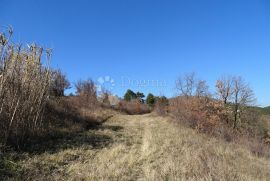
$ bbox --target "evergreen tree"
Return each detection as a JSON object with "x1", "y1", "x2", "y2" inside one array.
[
  {"x1": 124, "y1": 89, "x2": 137, "y2": 101},
  {"x1": 136, "y1": 92, "x2": 145, "y2": 103},
  {"x1": 146, "y1": 93, "x2": 155, "y2": 107},
  {"x1": 156, "y1": 96, "x2": 169, "y2": 106}
]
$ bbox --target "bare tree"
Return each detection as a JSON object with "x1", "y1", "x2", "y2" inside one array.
[
  {"x1": 176, "y1": 72, "x2": 196, "y2": 97},
  {"x1": 216, "y1": 75, "x2": 233, "y2": 104},
  {"x1": 75, "y1": 79, "x2": 96, "y2": 96},
  {"x1": 231, "y1": 76, "x2": 255, "y2": 128},
  {"x1": 50, "y1": 69, "x2": 70, "y2": 97},
  {"x1": 196, "y1": 80, "x2": 210, "y2": 97},
  {"x1": 216, "y1": 75, "x2": 255, "y2": 128},
  {"x1": 176, "y1": 72, "x2": 210, "y2": 99}
]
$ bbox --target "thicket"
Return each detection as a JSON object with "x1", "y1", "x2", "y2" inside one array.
[
  {"x1": 168, "y1": 72, "x2": 269, "y2": 157},
  {"x1": 0, "y1": 27, "x2": 52, "y2": 147},
  {"x1": 0, "y1": 28, "x2": 99, "y2": 150}
]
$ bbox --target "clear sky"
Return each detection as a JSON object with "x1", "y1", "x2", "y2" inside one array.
[{"x1": 1, "y1": 0, "x2": 270, "y2": 106}]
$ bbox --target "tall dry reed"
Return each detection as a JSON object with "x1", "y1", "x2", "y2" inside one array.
[{"x1": 0, "y1": 27, "x2": 52, "y2": 147}]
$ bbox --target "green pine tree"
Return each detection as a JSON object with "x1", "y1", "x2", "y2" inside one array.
[
  {"x1": 124, "y1": 89, "x2": 137, "y2": 101},
  {"x1": 146, "y1": 93, "x2": 155, "y2": 107}
]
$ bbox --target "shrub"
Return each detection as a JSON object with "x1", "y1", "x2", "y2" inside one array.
[
  {"x1": 50, "y1": 69, "x2": 70, "y2": 97},
  {"x1": 100, "y1": 91, "x2": 110, "y2": 106},
  {"x1": 118, "y1": 100, "x2": 150, "y2": 115},
  {"x1": 173, "y1": 73, "x2": 228, "y2": 132},
  {"x1": 170, "y1": 72, "x2": 270, "y2": 159},
  {"x1": 173, "y1": 73, "x2": 264, "y2": 137},
  {"x1": 75, "y1": 79, "x2": 97, "y2": 109},
  {"x1": 154, "y1": 96, "x2": 169, "y2": 116},
  {"x1": 170, "y1": 97, "x2": 228, "y2": 134}
]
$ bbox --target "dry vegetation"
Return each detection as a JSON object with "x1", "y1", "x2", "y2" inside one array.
[
  {"x1": 1, "y1": 28, "x2": 269, "y2": 180},
  {"x1": 0, "y1": 28, "x2": 52, "y2": 148},
  {"x1": 168, "y1": 73, "x2": 269, "y2": 146},
  {"x1": 0, "y1": 27, "x2": 114, "y2": 179},
  {"x1": 3, "y1": 114, "x2": 270, "y2": 180},
  {"x1": 117, "y1": 100, "x2": 150, "y2": 115}
]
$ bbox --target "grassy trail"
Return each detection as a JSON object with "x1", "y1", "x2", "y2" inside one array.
[{"x1": 14, "y1": 114, "x2": 270, "y2": 181}]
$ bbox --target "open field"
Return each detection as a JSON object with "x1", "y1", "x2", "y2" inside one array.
[{"x1": 5, "y1": 113, "x2": 269, "y2": 181}]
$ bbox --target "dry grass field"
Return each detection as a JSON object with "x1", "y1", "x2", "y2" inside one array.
[
  {"x1": 263, "y1": 115, "x2": 270, "y2": 130},
  {"x1": 8, "y1": 113, "x2": 270, "y2": 181}
]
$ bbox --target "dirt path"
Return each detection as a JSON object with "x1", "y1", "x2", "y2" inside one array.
[{"x1": 19, "y1": 113, "x2": 270, "y2": 181}]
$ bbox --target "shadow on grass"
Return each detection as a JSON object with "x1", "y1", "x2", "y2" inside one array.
[
  {"x1": 1, "y1": 101, "x2": 123, "y2": 179},
  {"x1": 0, "y1": 124, "x2": 122, "y2": 180},
  {"x1": 18, "y1": 120, "x2": 124, "y2": 155},
  {"x1": 20, "y1": 129, "x2": 113, "y2": 155}
]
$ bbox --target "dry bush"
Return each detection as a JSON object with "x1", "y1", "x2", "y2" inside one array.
[
  {"x1": 154, "y1": 96, "x2": 169, "y2": 116},
  {"x1": 118, "y1": 100, "x2": 150, "y2": 115},
  {"x1": 0, "y1": 28, "x2": 52, "y2": 147},
  {"x1": 75, "y1": 79, "x2": 98, "y2": 110},
  {"x1": 99, "y1": 89, "x2": 111, "y2": 107},
  {"x1": 50, "y1": 69, "x2": 70, "y2": 97},
  {"x1": 171, "y1": 73, "x2": 270, "y2": 158},
  {"x1": 170, "y1": 96, "x2": 267, "y2": 143},
  {"x1": 170, "y1": 96, "x2": 270, "y2": 158},
  {"x1": 173, "y1": 73, "x2": 266, "y2": 138},
  {"x1": 173, "y1": 73, "x2": 228, "y2": 133},
  {"x1": 170, "y1": 97, "x2": 228, "y2": 134}
]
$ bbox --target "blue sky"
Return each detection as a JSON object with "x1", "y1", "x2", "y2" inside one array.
[{"x1": 1, "y1": 0, "x2": 270, "y2": 106}]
